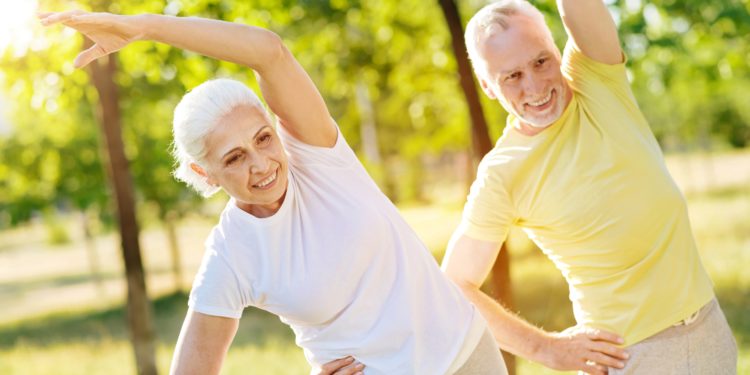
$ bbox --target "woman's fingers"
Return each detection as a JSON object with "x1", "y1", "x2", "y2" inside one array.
[
  {"x1": 318, "y1": 356, "x2": 355, "y2": 375},
  {"x1": 38, "y1": 10, "x2": 87, "y2": 26},
  {"x1": 74, "y1": 43, "x2": 107, "y2": 68},
  {"x1": 333, "y1": 361, "x2": 364, "y2": 375}
]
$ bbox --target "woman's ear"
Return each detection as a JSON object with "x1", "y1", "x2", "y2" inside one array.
[
  {"x1": 190, "y1": 163, "x2": 218, "y2": 186},
  {"x1": 479, "y1": 78, "x2": 497, "y2": 100}
]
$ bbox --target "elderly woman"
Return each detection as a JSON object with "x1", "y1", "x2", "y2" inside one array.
[{"x1": 41, "y1": 10, "x2": 507, "y2": 375}]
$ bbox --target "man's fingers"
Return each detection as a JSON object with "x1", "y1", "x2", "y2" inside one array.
[
  {"x1": 583, "y1": 361, "x2": 609, "y2": 375},
  {"x1": 588, "y1": 351, "x2": 625, "y2": 369},
  {"x1": 589, "y1": 341, "x2": 629, "y2": 360},
  {"x1": 586, "y1": 329, "x2": 624, "y2": 344}
]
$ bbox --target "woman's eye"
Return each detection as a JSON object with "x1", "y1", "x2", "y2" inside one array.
[
  {"x1": 537, "y1": 58, "x2": 547, "y2": 66},
  {"x1": 506, "y1": 72, "x2": 520, "y2": 81},
  {"x1": 258, "y1": 134, "x2": 272, "y2": 145}
]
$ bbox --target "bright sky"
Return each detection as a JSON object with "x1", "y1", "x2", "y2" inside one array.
[
  {"x1": 0, "y1": 1, "x2": 39, "y2": 134},
  {"x1": 0, "y1": 0, "x2": 39, "y2": 57}
]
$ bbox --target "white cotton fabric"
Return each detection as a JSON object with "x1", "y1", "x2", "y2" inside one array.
[{"x1": 189, "y1": 126, "x2": 485, "y2": 375}]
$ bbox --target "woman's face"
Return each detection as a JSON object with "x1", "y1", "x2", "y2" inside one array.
[{"x1": 198, "y1": 105, "x2": 289, "y2": 217}]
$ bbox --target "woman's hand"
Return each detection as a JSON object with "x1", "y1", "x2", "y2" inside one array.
[
  {"x1": 39, "y1": 10, "x2": 145, "y2": 68},
  {"x1": 41, "y1": 9, "x2": 337, "y2": 147},
  {"x1": 317, "y1": 356, "x2": 365, "y2": 375}
]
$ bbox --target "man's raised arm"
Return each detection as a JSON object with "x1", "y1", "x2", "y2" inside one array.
[{"x1": 557, "y1": 0, "x2": 622, "y2": 64}]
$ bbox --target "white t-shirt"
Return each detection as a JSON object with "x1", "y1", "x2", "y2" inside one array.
[{"x1": 188, "y1": 127, "x2": 486, "y2": 375}]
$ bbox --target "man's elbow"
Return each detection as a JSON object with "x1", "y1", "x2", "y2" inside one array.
[{"x1": 444, "y1": 271, "x2": 482, "y2": 294}]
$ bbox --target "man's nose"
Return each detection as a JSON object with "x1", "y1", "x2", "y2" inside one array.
[{"x1": 521, "y1": 73, "x2": 545, "y2": 97}]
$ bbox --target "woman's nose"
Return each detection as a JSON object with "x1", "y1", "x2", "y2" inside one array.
[{"x1": 247, "y1": 153, "x2": 270, "y2": 174}]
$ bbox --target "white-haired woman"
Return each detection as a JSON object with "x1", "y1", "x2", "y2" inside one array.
[{"x1": 41, "y1": 10, "x2": 507, "y2": 375}]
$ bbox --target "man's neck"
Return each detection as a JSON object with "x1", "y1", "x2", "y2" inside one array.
[{"x1": 514, "y1": 121, "x2": 551, "y2": 136}]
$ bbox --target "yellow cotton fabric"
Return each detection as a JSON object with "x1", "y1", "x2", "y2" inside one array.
[{"x1": 458, "y1": 42, "x2": 715, "y2": 345}]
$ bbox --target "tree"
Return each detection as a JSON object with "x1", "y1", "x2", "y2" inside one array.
[
  {"x1": 437, "y1": 1, "x2": 516, "y2": 372},
  {"x1": 87, "y1": 48, "x2": 157, "y2": 374}
]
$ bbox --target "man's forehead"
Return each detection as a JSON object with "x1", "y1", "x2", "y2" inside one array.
[{"x1": 476, "y1": 20, "x2": 556, "y2": 74}]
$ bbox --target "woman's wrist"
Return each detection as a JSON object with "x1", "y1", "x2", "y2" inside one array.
[{"x1": 132, "y1": 13, "x2": 161, "y2": 41}]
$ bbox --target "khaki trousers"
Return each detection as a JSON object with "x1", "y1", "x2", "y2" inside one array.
[{"x1": 607, "y1": 299, "x2": 737, "y2": 375}]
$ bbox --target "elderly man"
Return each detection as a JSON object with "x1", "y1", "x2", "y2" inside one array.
[{"x1": 441, "y1": 0, "x2": 738, "y2": 374}]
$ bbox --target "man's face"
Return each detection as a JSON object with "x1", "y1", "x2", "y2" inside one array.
[{"x1": 475, "y1": 14, "x2": 572, "y2": 128}]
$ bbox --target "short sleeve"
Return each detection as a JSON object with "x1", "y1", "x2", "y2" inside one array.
[
  {"x1": 561, "y1": 41, "x2": 634, "y2": 103},
  {"x1": 188, "y1": 231, "x2": 248, "y2": 319},
  {"x1": 456, "y1": 153, "x2": 517, "y2": 243},
  {"x1": 277, "y1": 122, "x2": 358, "y2": 169},
  {"x1": 561, "y1": 41, "x2": 649, "y2": 133}
]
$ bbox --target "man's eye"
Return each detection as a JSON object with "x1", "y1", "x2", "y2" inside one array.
[
  {"x1": 537, "y1": 58, "x2": 548, "y2": 66},
  {"x1": 226, "y1": 155, "x2": 241, "y2": 165},
  {"x1": 506, "y1": 72, "x2": 521, "y2": 81}
]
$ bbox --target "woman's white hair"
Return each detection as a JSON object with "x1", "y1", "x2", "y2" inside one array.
[
  {"x1": 465, "y1": 0, "x2": 553, "y2": 75},
  {"x1": 171, "y1": 78, "x2": 270, "y2": 197}
]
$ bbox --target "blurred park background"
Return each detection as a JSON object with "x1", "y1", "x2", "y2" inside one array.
[{"x1": 0, "y1": 0, "x2": 748, "y2": 374}]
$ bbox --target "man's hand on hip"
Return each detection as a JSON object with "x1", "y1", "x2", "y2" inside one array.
[{"x1": 540, "y1": 326, "x2": 629, "y2": 375}]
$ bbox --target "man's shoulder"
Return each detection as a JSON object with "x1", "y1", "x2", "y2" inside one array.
[{"x1": 477, "y1": 136, "x2": 530, "y2": 181}]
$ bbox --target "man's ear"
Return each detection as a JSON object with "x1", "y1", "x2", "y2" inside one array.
[{"x1": 190, "y1": 163, "x2": 217, "y2": 186}]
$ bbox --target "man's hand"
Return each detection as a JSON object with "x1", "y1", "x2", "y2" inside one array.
[
  {"x1": 316, "y1": 356, "x2": 365, "y2": 375},
  {"x1": 540, "y1": 326, "x2": 629, "y2": 375}
]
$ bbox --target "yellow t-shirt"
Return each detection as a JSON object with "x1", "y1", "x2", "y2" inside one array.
[{"x1": 458, "y1": 42, "x2": 715, "y2": 345}]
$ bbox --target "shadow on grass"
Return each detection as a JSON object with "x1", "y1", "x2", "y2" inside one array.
[
  {"x1": 0, "y1": 292, "x2": 294, "y2": 350},
  {"x1": 716, "y1": 284, "x2": 750, "y2": 345},
  {"x1": 0, "y1": 266, "x2": 187, "y2": 300}
]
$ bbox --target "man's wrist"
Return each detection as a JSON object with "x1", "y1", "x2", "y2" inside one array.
[{"x1": 530, "y1": 331, "x2": 556, "y2": 367}]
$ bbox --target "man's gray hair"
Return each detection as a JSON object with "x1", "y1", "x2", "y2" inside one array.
[
  {"x1": 171, "y1": 78, "x2": 270, "y2": 197},
  {"x1": 465, "y1": 0, "x2": 553, "y2": 73}
]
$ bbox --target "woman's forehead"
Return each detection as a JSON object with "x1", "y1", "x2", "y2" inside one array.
[{"x1": 206, "y1": 107, "x2": 273, "y2": 156}]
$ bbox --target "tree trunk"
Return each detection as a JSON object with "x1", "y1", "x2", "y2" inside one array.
[
  {"x1": 164, "y1": 210, "x2": 184, "y2": 292},
  {"x1": 437, "y1": 1, "x2": 515, "y2": 373},
  {"x1": 81, "y1": 209, "x2": 105, "y2": 297},
  {"x1": 437, "y1": 0, "x2": 493, "y2": 158},
  {"x1": 88, "y1": 49, "x2": 158, "y2": 375},
  {"x1": 484, "y1": 244, "x2": 516, "y2": 372}
]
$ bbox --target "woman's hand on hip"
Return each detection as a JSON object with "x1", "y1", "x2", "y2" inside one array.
[{"x1": 317, "y1": 356, "x2": 365, "y2": 375}]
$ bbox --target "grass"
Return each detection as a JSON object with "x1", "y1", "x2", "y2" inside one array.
[
  {"x1": 0, "y1": 154, "x2": 748, "y2": 374},
  {"x1": 0, "y1": 292, "x2": 308, "y2": 374}
]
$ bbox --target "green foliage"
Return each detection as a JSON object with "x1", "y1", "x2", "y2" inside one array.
[
  {"x1": 44, "y1": 210, "x2": 71, "y2": 245},
  {"x1": 613, "y1": 0, "x2": 750, "y2": 149},
  {"x1": 0, "y1": 0, "x2": 748, "y2": 225}
]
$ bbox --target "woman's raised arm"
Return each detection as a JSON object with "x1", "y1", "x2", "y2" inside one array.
[{"x1": 40, "y1": 10, "x2": 337, "y2": 147}]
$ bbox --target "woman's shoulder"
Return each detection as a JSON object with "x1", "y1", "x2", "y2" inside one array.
[{"x1": 279, "y1": 124, "x2": 359, "y2": 169}]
